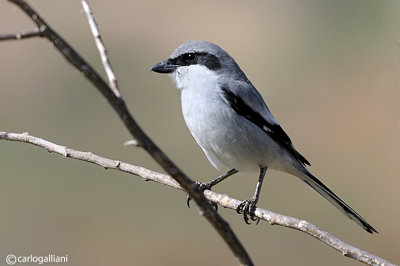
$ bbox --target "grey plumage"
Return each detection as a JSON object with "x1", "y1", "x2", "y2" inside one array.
[{"x1": 151, "y1": 40, "x2": 377, "y2": 233}]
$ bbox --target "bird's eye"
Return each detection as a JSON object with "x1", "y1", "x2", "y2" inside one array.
[{"x1": 182, "y1": 53, "x2": 196, "y2": 63}]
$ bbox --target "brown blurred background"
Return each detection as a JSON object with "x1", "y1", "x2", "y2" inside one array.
[{"x1": 0, "y1": 0, "x2": 399, "y2": 265}]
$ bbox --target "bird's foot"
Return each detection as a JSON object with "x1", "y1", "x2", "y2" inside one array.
[
  {"x1": 236, "y1": 197, "x2": 260, "y2": 224},
  {"x1": 186, "y1": 181, "x2": 218, "y2": 210}
]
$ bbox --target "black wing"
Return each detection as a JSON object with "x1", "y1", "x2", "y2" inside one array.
[{"x1": 221, "y1": 87, "x2": 310, "y2": 166}]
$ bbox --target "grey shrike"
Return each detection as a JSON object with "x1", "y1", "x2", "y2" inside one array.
[{"x1": 151, "y1": 40, "x2": 377, "y2": 233}]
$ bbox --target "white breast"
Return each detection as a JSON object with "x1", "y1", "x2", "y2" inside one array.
[{"x1": 170, "y1": 65, "x2": 297, "y2": 173}]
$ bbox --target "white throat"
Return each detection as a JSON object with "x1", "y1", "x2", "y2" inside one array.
[{"x1": 170, "y1": 65, "x2": 219, "y2": 91}]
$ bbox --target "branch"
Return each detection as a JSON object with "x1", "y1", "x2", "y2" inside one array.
[
  {"x1": 3, "y1": 0, "x2": 252, "y2": 265},
  {"x1": 0, "y1": 29, "x2": 41, "y2": 41},
  {"x1": 81, "y1": 0, "x2": 120, "y2": 97},
  {"x1": 0, "y1": 131, "x2": 394, "y2": 266}
]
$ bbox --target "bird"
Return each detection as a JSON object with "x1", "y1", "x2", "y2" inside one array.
[{"x1": 151, "y1": 40, "x2": 377, "y2": 233}]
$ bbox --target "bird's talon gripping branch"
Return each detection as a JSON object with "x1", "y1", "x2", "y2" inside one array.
[
  {"x1": 186, "y1": 182, "x2": 218, "y2": 210},
  {"x1": 185, "y1": 170, "x2": 238, "y2": 210},
  {"x1": 236, "y1": 198, "x2": 260, "y2": 225}
]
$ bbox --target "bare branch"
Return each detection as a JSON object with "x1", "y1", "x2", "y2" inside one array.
[
  {"x1": 0, "y1": 29, "x2": 41, "y2": 41},
  {"x1": 81, "y1": 0, "x2": 120, "y2": 97},
  {"x1": 4, "y1": 0, "x2": 252, "y2": 265},
  {"x1": 0, "y1": 131, "x2": 394, "y2": 266}
]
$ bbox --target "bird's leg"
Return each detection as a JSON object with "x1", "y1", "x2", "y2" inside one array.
[
  {"x1": 187, "y1": 168, "x2": 238, "y2": 209},
  {"x1": 236, "y1": 166, "x2": 267, "y2": 224}
]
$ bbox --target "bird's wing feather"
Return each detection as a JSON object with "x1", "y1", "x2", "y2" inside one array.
[{"x1": 220, "y1": 81, "x2": 310, "y2": 166}]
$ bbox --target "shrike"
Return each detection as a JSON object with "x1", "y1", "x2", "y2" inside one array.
[{"x1": 151, "y1": 40, "x2": 377, "y2": 233}]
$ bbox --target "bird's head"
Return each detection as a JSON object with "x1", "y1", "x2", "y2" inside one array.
[{"x1": 151, "y1": 40, "x2": 246, "y2": 90}]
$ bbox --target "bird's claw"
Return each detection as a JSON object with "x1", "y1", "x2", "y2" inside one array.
[
  {"x1": 186, "y1": 194, "x2": 192, "y2": 208},
  {"x1": 186, "y1": 182, "x2": 218, "y2": 211},
  {"x1": 236, "y1": 198, "x2": 260, "y2": 224}
]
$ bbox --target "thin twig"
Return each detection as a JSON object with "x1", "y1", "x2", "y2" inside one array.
[
  {"x1": 0, "y1": 131, "x2": 394, "y2": 266},
  {"x1": 4, "y1": 0, "x2": 253, "y2": 265},
  {"x1": 81, "y1": 0, "x2": 120, "y2": 97},
  {"x1": 0, "y1": 29, "x2": 41, "y2": 41}
]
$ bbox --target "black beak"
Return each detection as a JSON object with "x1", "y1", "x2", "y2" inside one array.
[{"x1": 151, "y1": 59, "x2": 178, "y2": 74}]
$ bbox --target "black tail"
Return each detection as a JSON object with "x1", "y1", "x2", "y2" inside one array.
[{"x1": 300, "y1": 171, "x2": 378, "y2": 234}]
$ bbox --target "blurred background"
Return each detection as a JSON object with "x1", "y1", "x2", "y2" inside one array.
[{"x1": 0, "y1": 0, "x2": 399, "y2": 265}]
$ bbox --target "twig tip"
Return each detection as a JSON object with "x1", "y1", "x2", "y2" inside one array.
[{"x1": 123, "y1": 139, "x2": 140, "y2": 147}]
